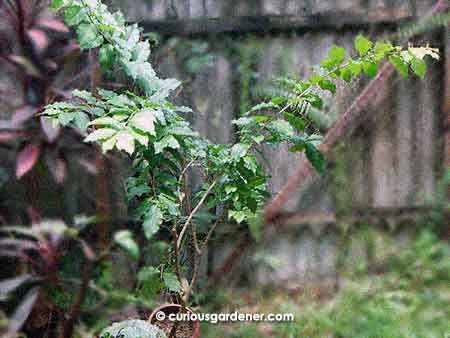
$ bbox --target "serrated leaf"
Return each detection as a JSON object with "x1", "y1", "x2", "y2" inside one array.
[
  {"x1": 319, "y1": 79, "x2": 336, "y2": 94},
  {"x1": 64, "y1": 5, "x2": 84, "y2": 25},
  {"x1": 143, "y1": 205, "x2": 163, "y2": 239},
  {"x1": 100, "y1": 319, "x2": 165, "y2": 338},
  {"x1": 89, "y1": 117, "x2": 122, "y2": 128},
  {"x1": 347, "y1": 61, "x2": 362, "y2": 76},
  {"x1": 284, "y1": 112, "x2": 305, "y2": 131},
  {"x1": 73, "y1": 112, "x2": 90, "y2": 131},
  {"x1": 114, "y1": 230, "x2": 139, "y2": 260},
  {"x1": 305, "y1": 142, "x2": 325, "y2": 175},
  {"x1": 329, "y1": 46, "x2": 346, "y2": 65},
  {"x1": 76, "y1": 23, "x2": 104, "y2": 49},
  {"x1": 374, "y1": 42, "x2": 394, "y2": 57},
  {"x1": 411, "y1": 57, "x2": 427, "y2": 79},
  {"x1": 72, "y1": 89, "x2": 97, "y2": 104},
  {"x1": 116, "y1": 131, "x2": 135, "y2": 154},
  {"x1": 354, "y1": 34, "x2": 372, "y2": 56},
  {"x1": 154, "y1": 135, "x2": 179, "y2": 154},
  {"x1": 362, "y1": 61, "x2": 378, "y2": 78},
  {"x1": 389, "y1": 56, "x2": 409, "y2": 78},
  {"x1": 84, "y1": 128, "x2": 117, "y2": 143},
  {"x1": 130, "y1": 109, "x2": 155, "y2": 134},
  {"x1": 101, "y1": 135, "x2": 117, "y2": 153},
  {"x1": 231, "y1": 143, "x2": 249, "y2": 161}
]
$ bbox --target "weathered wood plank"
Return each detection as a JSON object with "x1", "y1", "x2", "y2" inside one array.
[
  {"x1": 443, "y1": 28, "x2": 450, "y2": 169},
  {"x1": 140, "y1": 14, "x2": 411, "y2": 36},
  {"x1": 414, "y1": 54, "x2": 439, "y2": 201},
  {"x1": 395, "y1": 79, "x2": 416, "y2": 205}
]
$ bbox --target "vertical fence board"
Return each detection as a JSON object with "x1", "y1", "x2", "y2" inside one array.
[
  {"x1": 395, "y1": 79, "x2": 416, "y2": 205},
  {"x1": 414, "y1": 61, "x2": 439, "y2": 201},
  {"x1": 371, "y1": 81, "x2": 397, "y2": 207}
]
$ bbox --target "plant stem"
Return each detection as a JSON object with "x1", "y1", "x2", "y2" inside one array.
[{"x1": 176, "y1": 180, "x2": 217, "y2": 250}]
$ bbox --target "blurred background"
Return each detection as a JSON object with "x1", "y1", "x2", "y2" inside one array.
[{"x1": 0, "y1": 0, "x2": 449, "y2": 337}]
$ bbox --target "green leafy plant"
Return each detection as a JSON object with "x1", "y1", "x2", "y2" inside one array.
[
  {"x1": 43, "y1": 0, "x2": 439, "y2": 307},
  {"x1": 0, "y1": 0, "x2": 440, "y2": 336}
]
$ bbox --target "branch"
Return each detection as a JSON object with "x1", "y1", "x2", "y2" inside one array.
[
  {"x1": 176, "y1": 180, "x2": 217, "y2": 250},
  {"x1": 264, "y1": 0, "x2": 450, "y2": 223},
  {"x1": 59, "y1": 241, "x2": 96, "y2": 338}
]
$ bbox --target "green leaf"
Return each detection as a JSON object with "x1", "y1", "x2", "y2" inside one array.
[
  {"x1": 51, "y1": 0, "x2": 64, "y2": 10},
  {"x1": 229, "y1": 210, "x2": 249, "y2": 223},
  {"x1": 99, "y1": 44, "x2": 115, "y2": 72},
  {"x1": 340, "y1": 67, "x2": 353, "y2": 83},
  {"x1": 354, "y1": 34, "x2": 373, "y2": 56},
  {"x1": 284, "y1": 112, "x2": 305, "y2": 131},
  {"x1": 329, "y1": 46, "x2": 346, "y2": 65},
  {"x1": 289, "y1": 140, "x2": 306, "y2": 153},
  {"x1": 225, "y1": 186, "x2": 237, "y2": 195},
  {"x1": 64, "y1": 5, "x2": 84, "y2": 25},
  {"x1": 268, "y1": 119, "x2": 295, "y2": 140},
  {"x1": 130, "y1": 109, "x2": 155, "y2": 134},
  {"x1": 154, "y1": 135, "x2": 179, "y2": 154},
  {"x1": 347, "y1": 61, "x2": 362, "y2": 76},
  {"x1": 362, "y1": 61, "x2": 378, "y2": 78},
  {"x1": 137, "y1": 266, "x2": 159, "y2": 282},
  {"x1": 163, "y1": 273, "x2": 181, "y2": 292},
  {"x1": 305, "y1": 142, "x2": 325, "y2": 175},
  {"x1": 127, "y1": 185, "x2": 151, "y2": 199},
  {"x1": 89, "y1": 117, "x2": 122, "y2": 128},
  {"x1": 116, "y1": 131, "x2": 135, "y2": 154},
  {"x1": 72, "y1": 89, "x2": 96, "y2": 104},
  {"x1": 84, "y1": 128, "x2": 116, "y2": 143},
  {"x1": 76, "y1": 23, "x2": 104, "y2": 49},
  {"x1": 389, "y1": 56, "x2": 409, "y2": 78},
  {"x1": 319, "y1": 79, "x2": 336, "y2": 94},
  {"x1": 58, "y1": 112, "x2": 75, "y2": 126},
  {"x1": 374, "y1": 42, "x2": 394, "y2": 58},
  {"x1": 100, "y1": 319, "x2": 165, "y2": 338},
  {"x1": 114, "y1": 230, "x2": 139, "y2": 260},
  {"x1": 143, "y1": 205, "x2": 163, "y2": 239},
  {"x1": 73, "y1": 112, "x2": 90, "y2": 131},
  {"x1": 411, "y1": 57, "x2": 427, "y2": 79},
  {"x1": 101, "y1": 135, "x2": 117, "y2": 153},
  {"x1": 231, "y1": 143, "x2": 249, "y2": 161}
]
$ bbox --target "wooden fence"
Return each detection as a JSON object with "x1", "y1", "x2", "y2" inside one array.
[{"x1": 104, "y1": 0, "x2": 450, "y2": 286}]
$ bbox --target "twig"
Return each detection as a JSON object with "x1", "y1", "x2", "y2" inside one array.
[
  {"x1": 176, "y1": 180, "x2": 217, "y2": 250},
  {"x1": 59, "y1": 241, "x2": 96, "y2": 338}
]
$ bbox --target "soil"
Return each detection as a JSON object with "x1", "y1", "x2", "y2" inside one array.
[{"x1": 154, "y1": 318, "x2": 195, "y2": 338}]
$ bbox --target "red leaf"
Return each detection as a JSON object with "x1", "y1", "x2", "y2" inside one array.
[
  {"x1": 16, "y1": 144, "x2": 40, "y2": 179},
  {"x1": 0, "y1": 131, "x2": 22, "y2": 143},
  {"x1": 40, "y1": 116, "x2": 60, "y2": 142},
  {"x1": 37, "y1": 19, "x2": 69, "y2": 33},
  {"x1": 12, "y1": 106, "x2": 39, "y2": 127},
  {"x1": 27, "y1": 29, "x2": 49, "y2": 53}
]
